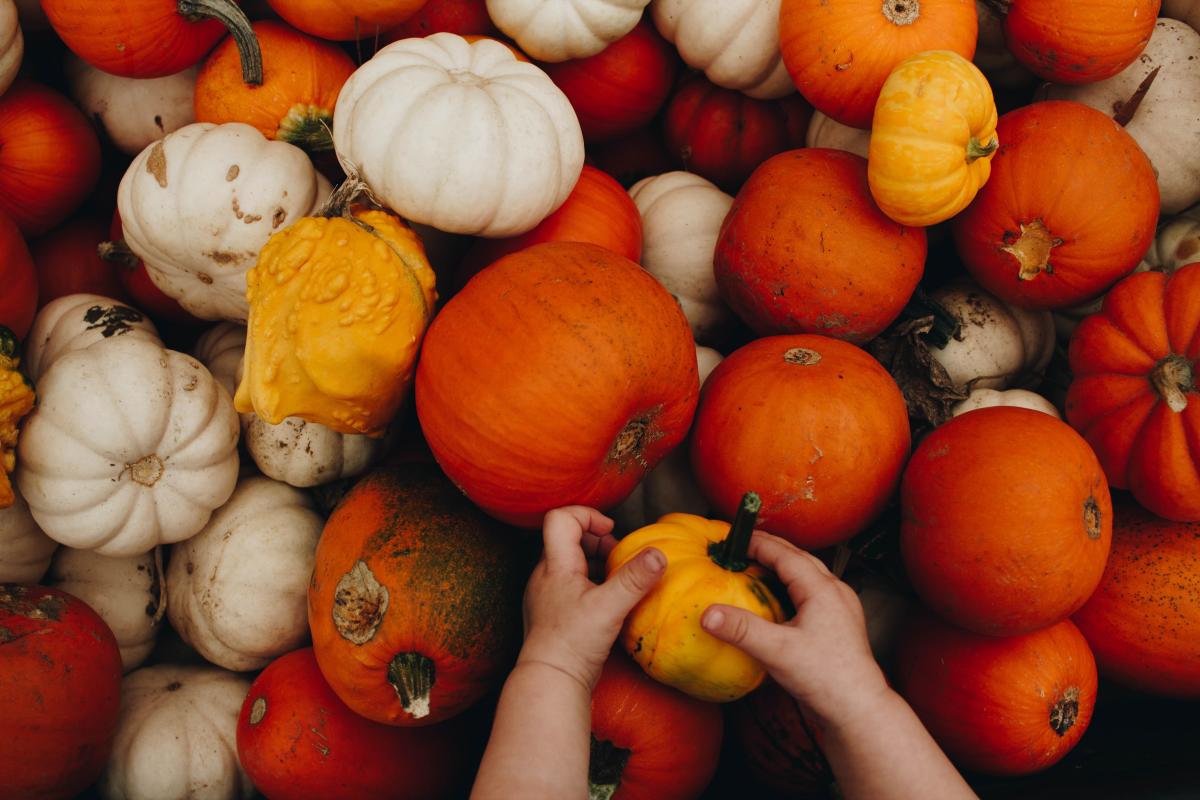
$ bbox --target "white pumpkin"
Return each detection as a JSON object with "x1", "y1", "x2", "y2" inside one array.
[
  {"x1": 929, "y1": 279, "x2": 1055, "y2": 392},
  {"x1": 1163, "y1": 0, "x2": 1200, "y2": 33},
  {"x1": 191, "y1": 322, "x2": 246, "y2": 400},
  {"x1": 1039, "y1": 19, "x2": 1200, "y2": 214},
  {"x1": 0, "y1": 485, "x2": 56, "y2": 582},
  {"x1": 334, "y1": 34, "x2": 584, "y2": 238},
  {"x1": 973, "y1": 0, "x2": 1035, "y2": 89},
  {"x1": 117, "y1": 122, "x2": 331, "y2": 322},
  {"x1": 16, "y1": 337, "x2": 240, "y2": 557},
  {"x1": 951, "y1": 388, "x2": 1061, "y2": 419},
  {"x1": 0, "y1": 0, "x2": 22, "y2": 97},
  {"x1": 102, "y1": 665, "x2": 253, "y2": 800},
  {"x1": 651, "y1": 0, "x2": 793, "y2": 99},
  {"x1": 486, "y1": 0, "x2": 649, "y2": 62},
  {"x1": 24, "y1": 293, "x2": 162, "y2": 383},
  {"x1": 166, "y1": 477, "x2": 321, "y2": 671},
  {"x1": 66, "y1": 55, "x2": 197, "y2": 156},
  {"x1": 47, "y1": 547, "x2": 164, "y2": 671},
  {"x1": 628, "y1": 171, "x2": 734, "y2": 343},
  {"x1": 804, "y1": 111, "x2": 871, "y2": 158}
]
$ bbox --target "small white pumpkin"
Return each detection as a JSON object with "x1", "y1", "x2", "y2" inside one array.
[
  {"x1": 334, "y1": 34, "x2": 584, "y2": 238},
  {"x1": 24, "y1": 293, "x2": 162, "y2": 383},
  {"x1": 486, "y1": 0, "x2": 650, "y2": 62},
  {"x1": 0, "y1": 485, "x2": 56, "y2": 583},
  {"x1": 1163, "y1": 0, "x2": 1200, "y2": 33},
  {"x1": 1039, "y1": 19, "x2": 1200, "y2": 214},
  {"x1": 951, "y1": 387, "x2": 1061, "y2": 419},
  {"x1": 117, "y1": 122, "x2": 331, "y2": 322},
  {"x1": 190, "y1": 322, "x2": 245, "y2": 400},
  {"x1": 102, "y1": 665, "x2": 253, "y2": 800},
  {"x1": 804, "y1": 111, "x2": 871, "y2": 159},
  {"x1": 66, "y1": 55, "x2": 196, "y2": 156},
  {"x1": 16, "y1": 337, "x2": 240, "y2": 557},
  {"x1": 0, "y1": 0, "x2": 23, "y2": 97},
  {"x1": 973, "y1": 0, "x2": 1035, "y2": 89},
  {"x1": 47, "y1": 547, "x2": 164, "y2": 671},
  {"x1": 628, "y1": 171, "x2": 734, "y2": 343},
  {"x1": 651, "y1": 0, "x2": 793, "y2": 99},
  {"x1": 166, "y1": 476, "x2": 322, "y2": 672}
]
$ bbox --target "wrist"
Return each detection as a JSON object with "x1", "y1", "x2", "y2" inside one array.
[
  {"x1": 810, "y1": 669, "x2": 897, "y2": 739},
  {"x1": 517, "y1": 636, "x2": 602, "y2": 691}
]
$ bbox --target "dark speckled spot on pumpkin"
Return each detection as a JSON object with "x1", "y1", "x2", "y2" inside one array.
[
  {"x1": 1084, "y1": 496, "x2": 1102, "y2": 540},
  {"x1": 332, "y1": 560, "x2": 389, "y2": 645}
]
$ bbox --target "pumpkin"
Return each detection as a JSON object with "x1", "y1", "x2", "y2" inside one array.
[
  {"x1": 1144, "y1": 202, "x2": 1200, "y2": 271},
  {"x1": 589, "y1": 649, "x2": 725, "y2": 800},
  {"x1": 972, "y1": 0, "x2": 1035, "y2": 88},
  {"x1": 590, "y1": 126, "x2": 675, "y2": 188},
  {"x1": 485, "y1": 0, "x2": 649, "y2": 62},
  {"x1": 1164, "y1": 0, "x2": 1200, "y2": 29},
  {"x1": 387, "y1": 0, "x2": 497, "y2": 39},
  {"x1": 1000, "y1": 0, "x2": 1159, "y2": 85},
  {"x1": 234, "y1": 204, "x2": 436, "y2": 437},
  {"x1": 24, "y1": 293, "x2": 162, "y2": 383},
  {"x1": 237, "y1": 647, "x2": 475, "y2": 800},
  {"x1": 65, "y1": 56, "x2": 196, "y2": 156},
  {"x1": 951, "y1": 101, "x2": 1160, "y2": 310},
  {"x1": 167, "y1": 476, "x2": 323, "y2": 671},
  {"x1": 901, "y1": 406, "x2": 1112, "y2": 636},
  {"x1": 729, "y1": 679, "x2": 831, "y2": 799},
  {"x1": 895, "y1": 611, "x2": 1098, "y2": 776},
  {"x1": 117, "y1": 122, "x2": 331, "y2": 322},
  {"x1": 0, "y1": 80, "x2": 101, "y2": 237},
  {"x1": 804, "y1": 110, "x2": 870, "y2": 158},
  {"x1": 543, "y1": 19, "x2": 678, "y2": 142},
  {"x1": 333, "y1": 34, "x2": 584, "y2": 237},
  {"x1": 327, "y1": 0, "x2": 426, "y2": 26},
  {"x1": 713, "y1": 149, "x2": 926, "y2": 344},
  {"x1": 0, "y1": 0, "x2": 22, "y2": 96},
  {"x1": 0, "y1": 209, "x2": 36, "y2": 338},
  {"x1": 31, "y1": 217, "x2": 129, "y2": 307},
  {"x1": 663, "y1": 76, "x2": 812, "y2": 192},
  {"x1": 778, "y1": 0, "x2": 978, "y2": 129},
  {"x1": 416, "y1": 242, "x2": 699, "y2": 528},
  {"x1": 265, "y1": 0, "x2": 365, "y2": 40},
  {"x1": 868, "y1": 50, "x2": 999, "y2": 227},
  {"x1": 951, "y1": 388, "x2": 1061, "y2": 419},
  {"x1": 102, "y1": 665, "x2": 254, "y2": 800},
  {"x1": 190, "y1": 320, "x2": 245, "y2": 398},
  {"x1": 0, "y1": 326, "x2": 34, "y2": 509},
  {"x1": 652, "y1": 0, "x2": 792, "y2": 99},
  {"x1": 627, "y1": 171, "x2": 734, "y2": 343},
  {"x1": 1072, "y1": 501, "x2": 1200, "y2": 696},
  {"x1": 194, "y1": 20, "x2": 356, "y2": 153},
  {"x1": 1039, "y1": 19, "x2": 1200, "y2": 215},
  {"x1": 690, "y1": 335, "x2": 910, "y2": 550},
  {"x1": 0, "y1": 485, "x2": 56, "y2": 582},
  {"x1": 1066, "y1": 263, "x2": 1200, "y2": 521},
  {"x1": 308, "y1": 461, "x2": 532, "y2": 725},
  {"x1": 47, "y1": 547, "x2": 164, "y2": 672},
  {"x1": 105, "y1": 210, "x2": 203, "y2": 326},
  {"x1": 16, "y1": 336, "x2": 240, "y2": 557},
  {"x1": 607, "y1": 493, "x2": 785, "y2": 703}
]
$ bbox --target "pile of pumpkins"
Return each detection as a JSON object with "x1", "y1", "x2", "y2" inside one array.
[{"x1": 1, "y1": 0, "x2": 1198, "y2": 797}]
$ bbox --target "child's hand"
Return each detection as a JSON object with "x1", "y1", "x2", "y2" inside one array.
[
  {"x1": 701, "y1": 531, "x2": 889, "y2": 730},
  {"x1": 518, "y1": 506, "x2": 666, "y2": 691}
]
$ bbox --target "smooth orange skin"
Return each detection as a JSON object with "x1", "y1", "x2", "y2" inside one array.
[
  {"x1": 690, "y1": 335, "x2": 911, "y2": 549},
  {"x1": 329, "y1": 0, "x2": 426, "y2": 27},
  {"x1": 386, "y1": 0, "x2": 497, "y2": 41},
  {"x1": 896, "y1": 612, "x2": 1098, "y2": 777},
  {"x1": 901, "y1": 406, "x2": 1113, "y2": 637},
  {"x1": 31, "y1": 217, "x2": 128, "y2": 309},
  {"x1": 0, "y1": 211, "x2": 37, "y2": 338},
  {"x1": 714, "y1": 149, "x2": 926, "y2": 344},
  {"x1": 266, "y1": 0, "x2": 365, "y2": 40},
  {"x1": 1067, "y1": 265, "x2": 1200, "y2": 521},
  {"x1": 1005, "y1": 0, "x2": 1160, "y2": 84}
]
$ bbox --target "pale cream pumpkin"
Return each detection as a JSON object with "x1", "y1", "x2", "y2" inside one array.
[
  {"x1": 487, "y1": 0, "x2": 650, "y2": 61},
  {"x1": 24, "y1": 293, "x2": 161, "y2": 383},
  {"x1": 65, "y1": 56, "x2": 196, "y2": 156},
  {"x1": 951, "y1": 387, "x2": 1061, "y2": 419},
  {"x1": 190, "y1": 322, "x2": 245, "y2": 400},
  {"x1": 1163, "y1": 0, "x2": 1200, "y2": 34},
  {"x1": 805, "y1": 111, "x2": 871, "y2": 158},
  {"x1": 0, "y1": 485, "x2": 56, "y2": 582},
  {"x1": 0, "y1": 0, "x2": 22, "y2": 97}
]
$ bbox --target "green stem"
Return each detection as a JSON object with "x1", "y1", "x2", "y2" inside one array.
[
  {"x1": 966, "y1": 136, "x2": 998, "y2": 163},
  {"x1": 387, "y1": 652, "x2": 435, "y2": 720},
  {"x1": 588, "y1": 735, "x2": 631, "y2": 800},
  {"x1": 97, "y1": 240, "x2": 139, "y2": 269},
  {"x1": 177, "y1": 0, "x2": 263, "y2": 86},
  {"x1": 709, "y1": 492, "x2": 761, "y2": 572}
]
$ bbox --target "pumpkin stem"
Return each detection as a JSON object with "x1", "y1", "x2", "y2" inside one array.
[
  {"x1": 966, "y1": 136, "x2": 998, "y2": 163},
  {"x1": 0, "y1": 327, "x2": 17, "y2": 360},
  {"x1": 318, "y1": 164, "x2": 384, "y2": 220},
  {"x1": 905, "y1": 286, "x2": 960, "y2": 349},
  {"x1": 980, "y1": 0, "x2": 1011, "y2": 16},
  {"x1": 881, "y1": 0, "x2": 920, "y2": 26},
  {"x1": 177, "y1": 0, "x2": 263, "y2": 86},
  {"x1": 1049, "y1": 687, "x2": 1081, "y2": 736},
  {"x1": 387, "y1": 652, "x2": 436, "y2": 720},
  {"x1": 710, "y1": 492, "x2": 761, "y2": 572},
  {"x1": 999, "y1": 219, "x2": 1063, "y2": 281},
  {"x1": 588, "y1": 735, "x2": 632, "y2": 800},
  {"x1": 1149, "y1": 354, "x2": 1194, "y2": 413},
  {"x1": 277, "y1": 104, "x2": 335, "y2": 153},
  {"x1": 1113, "y1": 66, "x2": 1162, "y2": 128},
  {"x1": 97, "y1": 240, "x2": 139, "y2": 269}
]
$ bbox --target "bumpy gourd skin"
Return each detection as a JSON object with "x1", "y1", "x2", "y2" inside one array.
[
  {"x1": 606, "y1": 512, "x2": 785, "y2": 703},
  {"x1": 0, "y1": 328, "x2": 34, "y2": 508},
  {"x1": 235, "y1": 210, "x2": 437, "y2": 436}
]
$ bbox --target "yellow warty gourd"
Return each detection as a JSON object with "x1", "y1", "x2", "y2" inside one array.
[
  {"x1": 235, "y1": 208, "x2": 437, "y2": 437},
  {"x1": 0, "y1": 327, "x2": 35, "y2": 509}
]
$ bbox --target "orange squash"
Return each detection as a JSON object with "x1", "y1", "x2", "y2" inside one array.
[
  {"x1": 329, "y1": 0, "x2": 427, "y2": 27},
  {"x1": 266, "y1": 0, "x2": 366, "y2": 40},
  {"x1": 0, "y1": 211, "x2": 37, "y2": 339}
]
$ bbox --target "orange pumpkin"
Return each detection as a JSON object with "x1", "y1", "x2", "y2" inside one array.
[
  {"x1": 308, "y1": 461, "x2": 533, "y2": 726},
  {"x1": 952, "y1": 101, "x2": 1159, "y2": 311},
  {"x1": 729, "y1": 679, "x2": 832, "y2": 798},
  {"x1": 266, "y1": 0, "x2": 367, "y2": 40},
  {"x1": 778, "y1": 0, "x2": 978, "y2": 129},
  {"x1": 385, "y1": 0, "x2": 497, "y2": 40},
  {"x1": 415, "y1": 242, "x2": 699, "y2": 528},
  {"x1": 328, "y1": 0, "x2": 427, "y2": 27},
  {"x1": 713, "y1": 149, "x2": 926, "y2": 344},
  {"x1": 901, "y1": 406, "x2": 1112, "y2": 637},
  {"x1": 690, "y1": 334, "x2": 911, "y2": 550},
  {"x1": 1003, "y1": 0, "x2": 1160, "y2": 84},
  {"x1": 31, "y1": 217, "x2": 128, "y2": 309},
  {"x1": 1066, "y1": 264, "x2": 1200, "y2": 521},
  {"x1": 896, "y1": 611, "x2": 1098, "y2": 776},
  {"x1": 194, "y1": 21, "x2": 356, "y2": 152},
  {"x1": 0, "y1": 211, "x2": 37, "y2": 339}
]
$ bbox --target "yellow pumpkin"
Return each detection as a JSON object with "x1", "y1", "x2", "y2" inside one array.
[
  {"x1": 867, "y1": 50, "x2": 999, "y2": 227},
  {"x1": 605, "y1": 492, "x2": 785, "y2": 703},
  {"x1": 0, "y1": 327, "x2": 34, "y2": 509},
  {"x1": 234, "y1": 205, "x2": 437, "y2": 437}
]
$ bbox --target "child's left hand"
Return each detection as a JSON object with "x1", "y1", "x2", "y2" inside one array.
[{"x1": 518, "y1": 506, "x2": 666, "y2": 691}]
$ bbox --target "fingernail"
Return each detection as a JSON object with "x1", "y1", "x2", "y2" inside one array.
[
  {"x1": 702, "y1": 608, "x2": 724, "y2": 630},
  {"x1": 644, "y1": 548, "x2": 666, "y2": 571}
]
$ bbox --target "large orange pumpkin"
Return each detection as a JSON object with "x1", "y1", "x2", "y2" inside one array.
[
  {"x1": 266, "y1": 0, "x2": 367, "y2": 40},
  {"x1": 308, "y1": 461, "x2": 533, "y2": 726},
  {"x1": 778, "y1": 0, "x2": 978, "y2": 129},
  {"x1": 31, "y1": 217, "x2": 127, "y2": 309},
  {"x1": 896, "y1": 611, "x2": 1098, "y2": 776},
  {"x1": 415, "y1": 242, "x2": 699, "y2": 528},
  {"x1": 713, "y1": 149, "x2": 926, "y2": 345},
  {"x1": 1066, "y1": 264, "x2": 1200, "y2": 521},
  {"x1": 1003, "y1": 0, "x2": 1160, "y2": 84},
  {"x1": 951, "y1": 101, "x2": 1159, "y2": 311},
  {"x1": 901, "y1": 406, "x2": 1112, "y2": 637},
  {"x1": 329, "y1": 0, "x2": 426, "y2": 27},
  {"x1": 0, "y1": 211, "x2": 37, "y2": 338},
  {"x1": 690, "y1": 334, "x2": 911, "y2": 550}
]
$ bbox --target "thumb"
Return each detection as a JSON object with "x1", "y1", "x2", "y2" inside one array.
[
  {"x1": 701, "y1": 604, "x2": 783, "y2": 664},
  {"x1": 593, "y1": 547, "x2": 667, "y2": 622}
]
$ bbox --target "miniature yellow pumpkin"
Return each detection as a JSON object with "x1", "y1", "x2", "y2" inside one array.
[
  {"x1": 868, "y1": 50, "x2": 998, "y2": 227},
  {"x1": 234, "y1": 199, "x2": 437, "y2": 437},
  {"x1": 605, "y1": 492, "x2": 785, "y2": 703},
  {"x1": 0, "y1": 326, "x2": 34, "y2": 509}
]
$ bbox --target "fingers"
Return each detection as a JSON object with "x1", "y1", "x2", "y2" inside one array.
[
  {"x1": 700, "y1": 604, "x2": 786, "y2": 666},
  {"x1": 747, "y1": 531, "x2": 836, "y2": 608},
  {"x1": 590, "y1": 546, "x2": 666, "y2": 622},
  {"x1": 542, "y1": 506, "x2": 614, "y2": 574}
]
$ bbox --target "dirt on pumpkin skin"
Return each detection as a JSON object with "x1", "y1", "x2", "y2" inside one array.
[{"x1": 0, "y1": 585, "x2": 66, "y2": 622}]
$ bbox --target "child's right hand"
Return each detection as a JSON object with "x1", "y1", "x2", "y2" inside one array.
[{"x1": 700, "y1": 531, "x2": 889, "y2": 730}]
